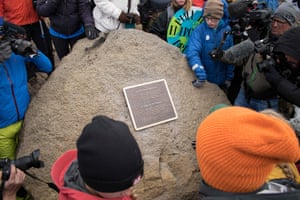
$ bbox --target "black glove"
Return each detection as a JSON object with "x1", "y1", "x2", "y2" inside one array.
[
  {"x1": 85, "y1": 25, "x2": 99, "y2": 40},
  {"x1": 0, "y1": 40, "x2": 12, "y2": 63},
  {"x1": 11, "y1": 39, "x2": 38, "y2": 57},
  {"x1": 264, "y1": 65, "x2": 282, "y2": 86},
  {"x1": 209, "y1": 48, "x2": 224, "y2": 60}
]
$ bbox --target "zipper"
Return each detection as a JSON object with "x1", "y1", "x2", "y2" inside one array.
[{"x1": 2, "y1": 63, "x2": 21, "y2": 121}]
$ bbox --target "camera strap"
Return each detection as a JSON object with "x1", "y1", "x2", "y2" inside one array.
[{"x1": 23, "y1": 171, "x2": 59, "y2": 193}]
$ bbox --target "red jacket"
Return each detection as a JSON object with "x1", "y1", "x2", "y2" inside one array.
[
  {"x1": 0, "y1": 0, "x2": 39, "y2": 25},
  {"x1": 192, "y1": 0, "x2": 204, "y2": 7},
  {"x1": 51, "y1": 150, "x2": 133, "y2": 200}
]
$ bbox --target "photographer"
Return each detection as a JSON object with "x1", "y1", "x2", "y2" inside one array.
[
  {"x1": 92, "y1": 0, "x2": 140, "y2": 33},
  {"x1": 1, "y1": 165, "x2": 25, "y2": 200},
  {"x1": 0, "y1": 0, "x2": 55, "y2": 78},
  {"x1": 219, "y1": 2, "x2": 300, "y2": 111},
  {"x1": 0, "y1": 22, "x2": 53, "y2": 161},
  {"x1": 264, "y1": 27, "x2": 300, "y2": 107}
]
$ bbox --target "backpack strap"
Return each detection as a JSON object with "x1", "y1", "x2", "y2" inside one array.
[{"x1": 166, "y1": 5, "x2": 174, "y2": 25}]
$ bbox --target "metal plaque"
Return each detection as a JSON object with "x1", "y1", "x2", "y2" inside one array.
[{"x1": 123, "y1": 79, "x2": 178, "y2": 131}]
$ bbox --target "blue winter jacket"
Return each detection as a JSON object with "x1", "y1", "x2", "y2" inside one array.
[
  {"x1": 0, "y1": 51, "x2": 52, "y2": 128},
  {"x1": 185, "y1": 20, "x2": 234, "y2": 85}
]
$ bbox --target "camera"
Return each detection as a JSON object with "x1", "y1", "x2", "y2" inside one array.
[
  {"x1": 0, "y1": 149, "x2": 44, "y2": 181},
  {"x1": 10, "y1": 39, "x2": 37, "y2": 57},
  {"x1": 254, "y1": 38, "x2": 277, "y2": 72},
  {"x1": 0, "y1": 21, "x2": 37, "y2": 57},
  {"x1": 126, "y1": 14, "x2": 136, "y2": 24},
  {"x1": 228, "y1": 0, "x2": 272, "y2": 41},
  {"x1": 254, "y1": 38, "x2": 272, "y2": 56},
  {"x1": 257, "y1": 57, "x2": 277, "y2": 72}
]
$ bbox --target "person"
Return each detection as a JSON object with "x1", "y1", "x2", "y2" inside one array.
[
  {"x1": 36, "y1": 0, "x2": 99, "y2": 60},
  {"x1": 51, "y1": 115, "x2": 144, "y2": 200},
  {"x1": 263, "y1": 27, "x2": 300, "y2": 139},
  {"x1": 0, "y1": 0, "x2": 55, "y2": 76},
  {"x1": 260, "y1": 109, "x2": 300, "y2": 184},
  {"x1": 0, "y1": 33, "x2": 53, "y2": 160},
  {"x1": 138, "y1": 0, "x2": 171, "y2": 32},
  {"x1": 263, "y1": 27, "x2": 300, "y2": 107},
  {"x1": 149, "y1": 0, "x2": 192, "y2": 41},
  {"x1": 185, "y1": 0, "x2": 234, "y2": 92},
  {"x1": 195, "y1": 106, "x2": 300, "y2": 199},
  {"x1": 1, "y1": 165, "x2": 26, "y2": 200},
  {"x1": 220, "y1": 2, "x2": 300, "y2": 110},
  {"x1": 92, "y1": 0, "x2": 141, "y2": 33}
]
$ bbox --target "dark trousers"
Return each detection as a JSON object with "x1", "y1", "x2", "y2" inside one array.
[
  {"x1": 22, "y1": 20, "x2": 55, "y2": 66},
  {"x1": 227, "y1": 67, "x2": 243, "y2": 104},
  {"x1": 51, "y1": 33, "x2": 85, "y2": 60},
  {"x1": 22, "y1": 20, "x2": 55, "y2": 79}
]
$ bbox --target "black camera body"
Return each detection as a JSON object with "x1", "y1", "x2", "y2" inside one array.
[
  {"x1": 254, "y1": 38, "x2": 277, "y2": 72},
  {"x1": 254, "y1": 38, "x2": 272, "y2": 56},
  {"x1": 257, "y1": 57, "x2": 277, "y2": 72},
  {"x1": 0, "y1": 149, "x2": 44, "y2": 181},
  {"x1": 10, "y1": 39, "x2": 37, "y2": 57},
  {"x1": 228, "y1": 0, "x2": 272, "y2": 41},
  {"x1": 0, "y1": 21, "x2": 37, "y2": 57}
]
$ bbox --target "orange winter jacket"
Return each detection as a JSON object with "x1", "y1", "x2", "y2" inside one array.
[{"x1": 0, "y1": 0, "x2": 39, "y2": 25}]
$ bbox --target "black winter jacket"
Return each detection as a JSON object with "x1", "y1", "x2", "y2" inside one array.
[{"x1": 36, "y1": 0, "x2": 94, "y2": 35}]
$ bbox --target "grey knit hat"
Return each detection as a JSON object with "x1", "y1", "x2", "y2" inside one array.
[{"x1": 273, "y1": 2, "x2": 300, "y2": 26}]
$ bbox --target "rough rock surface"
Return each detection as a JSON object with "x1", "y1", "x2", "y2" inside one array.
[{"x1": 18, "y1": 29, "x2": 229, "y2": 200}]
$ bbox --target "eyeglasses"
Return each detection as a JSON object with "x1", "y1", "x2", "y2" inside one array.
[
  {"x1": 205, "y1": 17, "x2": 220, "y2": 23},
  {"x1": 272, "y1": 18, "x2": 289, "y2": 25}
]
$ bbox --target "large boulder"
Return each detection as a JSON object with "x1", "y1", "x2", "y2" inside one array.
[{"x1": 18, "y1": 29, "x2": 229, "y2": 200}]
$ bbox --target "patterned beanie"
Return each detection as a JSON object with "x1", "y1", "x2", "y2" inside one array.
[
  {"x1": 273, "y1": 2, "x2": 300, "y2": 27},
  {"x1": 77, "y1": 115, "x2": 144, "y2": 192},
  {"x1": 196, "y1": 107, "x2": 300, "y2": 193},
  {"x1": 204, "y1": 0, "x2": 224, "y2": 19}
]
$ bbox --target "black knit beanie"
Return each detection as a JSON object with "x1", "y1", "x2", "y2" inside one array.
[
  {"x1": 274, "y1": 27, "x2": 300, "y2": 60},
  {"x1": 77, "y1": 115, "x2": 144, "y2": 193}
]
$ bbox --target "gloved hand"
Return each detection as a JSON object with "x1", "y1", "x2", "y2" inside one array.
[
  {"x1": 224, "y1": 80, "x2": 231, "y2": 89},
  {"x1": 85, "y1": 25, "x2": 99, "y2": 40},
  {"x1": 0, "y1": 40, "x2": 12, "y2": 63},
  {"x1": 263, "y1": 65, "x2": 281, "y2": 86},
  {"x1": 210, "y1": 48, "x2": 224, "y2": 60},
  {"x1": 119, "y1": 12, "x2": 129, "y2": 23},
  {"x1": 193, "y1": 64, "x2": 207, "y2": 81}
]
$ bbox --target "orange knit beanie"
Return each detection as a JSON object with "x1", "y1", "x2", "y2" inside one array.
[{"x1": 196, "y1": 106, "x2": 300, "y2": 193}]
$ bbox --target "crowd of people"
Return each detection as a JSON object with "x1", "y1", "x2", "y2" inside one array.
[{"x1": 0, "y1": 0, "x2": 300, "y2": 199}]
